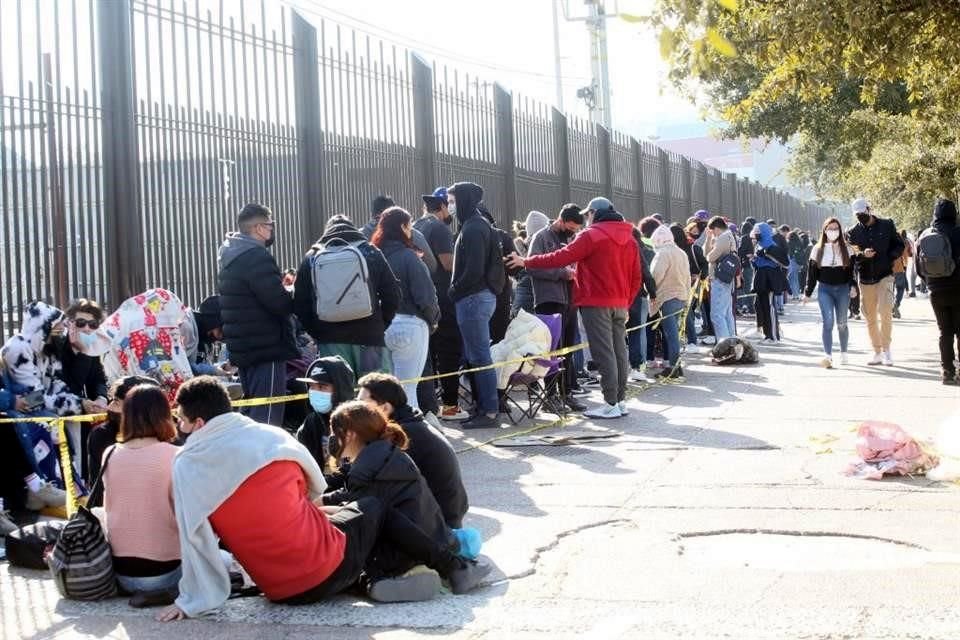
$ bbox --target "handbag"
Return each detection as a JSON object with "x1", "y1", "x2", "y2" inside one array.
[
  {"x1": 4, "y1": 520, "x2": 67, "y2": 570},
  {"x1": 47, "y1": 446, "x2": 117, "y2": 600}
]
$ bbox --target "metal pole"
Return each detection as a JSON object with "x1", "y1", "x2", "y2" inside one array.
[
  {"x1": 42, "y1": 54, "x2": 69, "y2": 308},
  {"x1": 596, "y1": 3, "x2": 612, "y2": 129},
  {"x1": 411, "y1": 54, "x2": 437, "y2": 198},
  {"x1": 552, "y1": 107, "x2": 571, "y2": 204},
  {"x1": 292, "y1": 10, "x2": 325, "y2": 245},
  {"x1": 596, "y1": 124, "x2": 612, "y2": 199},
  {"x1": 494, "y1": 83, "x2": 516, "y2": 225},
  {"x1": 551, "y1": 0, "x2": 564, "y2": 112}
]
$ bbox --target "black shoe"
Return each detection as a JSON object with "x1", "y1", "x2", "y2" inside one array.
[
  {"x1": 128, "y1": 586, "x2": 178, "y2": 608},
  {"x1": 461, "y1": 414, "x2": 499, "y2": 430},
  {"x1": 563, "y1": 394, "x2": 587, "y2": 412},
  {"x1": 908, "y1": 292, "x2": 916, "y2": 298},
  {"x1": 943, "y1": 371, "x2": 958, "y2": 385},
  {"x1": 655, "y1": 366, "x2": 683, "y2": 380},
  {"x1": 448, "y1": 558, "x2": 492, "y2": 595},
  {"x1": 892, "y1": 307, "x2": 902, "y2": 319}
]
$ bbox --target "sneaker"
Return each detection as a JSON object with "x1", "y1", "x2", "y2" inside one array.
[
  {"x1": 820, "y1": 356, "x2": 833, "y2": 369},
  {"x1": 461, "y1": 414, "x2": 499, "y2": 430},
  {"x1": 908, "y1": 292, "x2": 916, "y2": 298},
  {"x1": 867, "y1": 352, "x2": 883, "y2": 366},
  {"x1": 368, "y1": 565, "x2": 442, "y2": 602},
  {"x1": 839, "y1": 352, "x2": 849, "y2": 366},
  {"x1": 685, "y1": 344, "x2": 703, "y2": 355},
  {"x1": 942, "y1": 371, "x2": 958, "y2": 386},
  {"x1": 655, "y1": 366, "x2": 684, "y2": 380},
  {"x1": 0, "y1": 510, "x2": 18, "y2": 536},
  {"x1": 448, "y1": 558, "x2": 492, "y2": 595},
  {"x1": 628, "y1": 368, "x2": 647, "y2": 382},
  {"x1": 581, "y1": 376, "x2": 601, "y2": 388},
  {"x1": 617, "y1": 401, "x2": 628, "y2": 416},
  {"x1": 853, "y1": 314, "x2": 862, "y2": 320},
  {"x1": 882, "y1": 351, "x2": 894, "y2": 366},
  {"x1": 569, "y1": 386, "x2": 589, "y2": 397},
  {"x1": 440, "y1": 405, "x2": 470, "y2": 421},
  {"x1": 892, "y1": 307, "x2": 901, "y2": 319},
  {"x1": 25, "y1": 481, "x2": 66, "y2": 511},
  {"x1": 452, "y1": 527, "x2": 483, "y2": 560},
  {"x1": 699, "y1": 335, "x2": 717, "y2": 346},
  {"x1": 423, "y1": 411, "x2": 443, "y2": 430},
  {"x1": 583, "y1": 403, "x2": 622, "y2": 420},
  {"x1": 563, "y1": 394, "x2": 587, "y2": 412}
]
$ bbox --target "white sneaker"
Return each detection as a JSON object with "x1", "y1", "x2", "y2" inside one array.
[
  {"x1": 882, "y1": 351, "x2": 893, "y2": 366},
  {"x1": 25, "y1": 482, "x2": 66, "y2": 511},
  {"x1": 628, "y1": 368, "x2": 647, "y2": 382},
  {"x1": 583, "y1": 403, "x2": 622, "y2": 420},
  {"x1": 839, "y1": 352, "x2": 849, "y2": 366},
  {"x1": 867, "y1": 352, "x2": 883, "y2": 366},
  {"x1": 686, "y1": 344, "x2": 702, "y2": 355},
  {"x1": 618, "y1": 401, "x2": 628, "y2": 416},
  {"x1": 423, "y1": 411, "x2": 442, "y2": 430},
  {"x1": 820, "y1": 355, "x2": 833, "y2": 369}
]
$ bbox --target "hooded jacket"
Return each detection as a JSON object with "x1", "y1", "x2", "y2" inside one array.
[
  {"x1": 527, "y1": 222, "x2": 576, "y2": 307},
  {"x1": 322, "y1": 439, "x2": 454, "y2": 577},
  {"x1": 217, "y1": 233, "x2": 298, "y2": 368},
  {"x1": 449, "y1": 182, "x2": 506, "y2": 302},
  {"x1": 846, "y1": 215, "x2": 905, "y2": 285},
  {"x1": 296, "y1": 355, "x2": 357, "y2": 471},
  {"x1": 391, "y1": 404, "x2": 468, "y2": 529},
  {"x1": 650, "y1": 226, "x2": 692, "y2": 315},
  {"x1": 523, "y1": 210, "x2": 641, "y2": 309},
  {"x1": 751, "y1": 223, "x2": 789, "y2": 294},
  {"x1": 922, "y1": 199, "x2": 960, "y2": 294},
  {"x1": 293, "y1": 221, "x2": 401, "y2": 347},
  {"x1": 380, "y1": 239, "x2": 440, "y2": 327},
  {"x1": 1, "y1": 302, "x2": 84, "y2": 416}
]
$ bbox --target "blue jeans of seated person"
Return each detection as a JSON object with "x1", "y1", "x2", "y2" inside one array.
[
  {"x1": 454, "y1": 290, "x2": 498, "y2": 415},
  {"x1": 117, "y1": 565, "x2": 182, "y2": 594},
  {"x1": 627, "y1": 297, "x2": 649, "y2": 369},
  {"x1": 8, "y1": 409, "x2": 62, "y2": 487},
  {"x1": 817, "y1": 283, "x2": 850, "y2": 356},
  {"x1": 660, "y1": 298, "x2": 684, "y2": 367},
  {"x1": 710, "y1": 279, "x2": 736, "y2": 339}
]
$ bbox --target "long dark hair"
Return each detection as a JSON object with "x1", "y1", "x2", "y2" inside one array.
[
  {"x1": 120, "y1": 384, "x2": 177, "y2": 443},
  {"x1": 371, "y1": 206, "x2": 415, "y2": 250},
  {"x1": 813, "y1": 217, "x2": 850, "y2": 267}
]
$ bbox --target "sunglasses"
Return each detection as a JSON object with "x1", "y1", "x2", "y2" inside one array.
[{"x1": 73, "y1": 318, "x2": 100, "y2": 329}]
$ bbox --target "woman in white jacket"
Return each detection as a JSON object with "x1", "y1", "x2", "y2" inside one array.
[{"x1": 650, "y1": 226, "x2": 693, "y2": 379}]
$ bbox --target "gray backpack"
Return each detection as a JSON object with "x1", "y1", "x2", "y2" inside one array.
[
  {"x1": 311, "y1": 238, "x2": 374, "y2": 322},
  {"x1": 917, "y1": 227, "x2": 955, "y2": 278}
]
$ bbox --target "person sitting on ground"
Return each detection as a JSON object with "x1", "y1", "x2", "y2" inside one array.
[
  {"x1": 158, "y1": 377, "x2": 486, "y2": 621},
  {"x1": 357, "y1": 372, "x2": 470, "y2": 530},
  {"x1": 295, "y1": 356, "x2": 356, "y2": 473},
  {"x1": 101, "y1": 384, "x2": 181, "y2": 606},
  {"x1": 323, "y1": 401, "x2": 489, "y2": 601},
  {"x1": 181, "y1": 295, "x2": 233, "y2": 378}
]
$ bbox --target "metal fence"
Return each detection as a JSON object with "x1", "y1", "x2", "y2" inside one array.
[{"x1": 0, "y1": 0, "x2": 834, "y2": 335}]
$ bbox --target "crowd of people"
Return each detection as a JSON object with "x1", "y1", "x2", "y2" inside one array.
[{"x1": 1, "y1": 182, "x2": 958, "y2": 618}]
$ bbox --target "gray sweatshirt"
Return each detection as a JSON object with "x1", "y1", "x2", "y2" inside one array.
[{"x1": 527, "y1": 225, "x2": 573, "y2": 306}]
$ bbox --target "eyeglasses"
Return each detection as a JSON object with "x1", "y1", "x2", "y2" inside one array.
[
  {"x1": 73, "y1": 318, "x2": 100, "y2": 329},
  {"x1": 258, "y1": 221, "x2": 275, "y2": 228}
]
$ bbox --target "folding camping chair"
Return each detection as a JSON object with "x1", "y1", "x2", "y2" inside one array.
[{"x1": 502, "y1": 313, "x2": 566, "y2": 425}]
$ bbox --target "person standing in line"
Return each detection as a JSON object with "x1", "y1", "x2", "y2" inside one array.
[
  {"x1": 649, "y1": 225, "x2": 692, "y2": 379},
  {"x1": 847, "y1": 198, "x2": 905, "y2": 366},
  {"x1": 506, "y1": 197, "x2": 640, "y2": 419},
  {"x1": 916, "y1": 199, "x2": 960, "y2": 385},
  {"x1": 362, "y1": 195, "x2": 437, "y2": 275},
  {"x1": 750, "y1": 222, "x2": 789, "y2": 343},
  {"x1": 512, "y1": 210, "x2": 550, "y2": 315},
  {"x1": 628, "y1": 219, "x2": 659, "y2": 380},
  {"x1": 217, "y1": 203, "x2": 298, "y2": 427},
  {"x1": 737, "y1": 218, "x2": 757, "y2": 315},
  {"x1": 892, "y1": 230, "x2": 912, "y2": 319},
  {"x1": 704, "y1": 216, "x2": 738, "y2": 339},
  {"x1": 478, "y1": 204, "x2": 520, "y2": 345},
  {"x1": 786, "y1": 229, "x2": 805, "y2": 302},
  {"x1": 802, "y1": 217, "x2": 856, "y2": 368}
]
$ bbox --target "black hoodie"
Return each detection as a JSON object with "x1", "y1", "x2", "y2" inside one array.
[
  {"x1": 295, "y1": 356, "x2": 357, "y2": 471},
  {"x1": 448, "y1": 182, "x2": 506, "y2": 302},
  {"x1": 922, "y1": 199, "x2": 960, "y2": 294},
  {"x1": 293, "y1": 221, "x2": 401, "y2": 346},
  {"x1": 322, "y1": 439, "x2": 454, "y2": 577}
]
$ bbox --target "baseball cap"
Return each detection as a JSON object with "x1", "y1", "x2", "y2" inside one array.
[
  {"x1": 851, "y1": 197, "x2": 869, "y2": 214},
  {"x1": 295, "y1": 361, "x2": 334, "y2": 385},
  {"x1": 421, "y1": 186, "x2": 448, "y2": 207},
  {"x1": 695, "y1": 209, "x2": 710, "y2": 220},
  {"x1": 586, "y1": 196, "x2": 614, "y2": 213}
]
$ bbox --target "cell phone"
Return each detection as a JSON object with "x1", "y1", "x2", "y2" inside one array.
[{"x1": 23, "y1": 389, "x2": 45, "y2": 411}]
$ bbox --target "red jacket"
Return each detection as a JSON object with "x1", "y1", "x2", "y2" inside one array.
[{"x1": 524, "y1": 221, "x2": 641, "y2": 309}]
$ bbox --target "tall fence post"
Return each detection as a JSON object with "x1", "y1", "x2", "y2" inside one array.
[
  {"x1": 631, "y1": 138, "x2": 644, "y2": 218},
  {"x1": 659, "y1": 148, "x2": 671, "y2": 221},
  {"x1": 681, "y1": 157, "x2": 693, "y2": 215},
  {"x1": 292, "y1": 11, "x2": 325, "y2": 245},
  {"x1": 411, "y1": 54, "x2": 436, "y2": 199},
  {"x1": 493, "y1": 83, "x2": 516, "y2": 225},
  {"x1": 596, "y1": 124, "x2": 612, "y2": 199},
  {"x1": 97, "y1": 0, "x2": 144, "y2": 307},
  {"x1": 552, "y1": 108, "x2": 571, "y2": 204}
]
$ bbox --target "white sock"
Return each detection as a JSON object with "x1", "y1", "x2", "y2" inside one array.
[{"x1": 24, "y1": 473, "x2": 43, "y2": 493}]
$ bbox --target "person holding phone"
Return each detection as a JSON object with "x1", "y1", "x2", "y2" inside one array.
[{"x1": 802, "y1": 218, "x2": 857, "y2": 368}]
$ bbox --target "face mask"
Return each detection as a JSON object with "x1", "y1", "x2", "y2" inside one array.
[
  {"x1": 264, "y1": 228, "x2": 276, "y2": 248},
  {"x1": 825, "y1": 229, "x2": 840, "y2": 242},
  {"x1": 448, "y1": 203, "x2": 457, "y2": 218},
  {"x1": 77, "y1": 331, "x2": 98, "y2": 350},
  {"x1": 856, "y1": 213, "x2": 871, "y2": 225},
  {"x1": 308, "y1": 389, "x2": 332, "y2": 414}
]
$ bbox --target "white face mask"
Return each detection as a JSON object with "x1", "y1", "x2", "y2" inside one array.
[
  {"x1": 448, "y1": 202, "x2": 457, "y2": 217},
  {"x1": 825, "y1": 229, "x2": 840, "y2": 242}
]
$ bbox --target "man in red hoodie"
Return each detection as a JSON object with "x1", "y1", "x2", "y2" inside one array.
[{"x1": 506, "y1": 197, "x2": 641, "y2": 419}]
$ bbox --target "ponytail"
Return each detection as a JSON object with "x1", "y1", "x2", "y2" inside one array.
[{"x1": 381, "y1": 420, "x2": 409, "y2": 450}]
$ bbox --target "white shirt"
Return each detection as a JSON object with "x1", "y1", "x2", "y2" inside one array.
[{"x1": 820, "y1": 242, "x2": 843, "y2": 267}]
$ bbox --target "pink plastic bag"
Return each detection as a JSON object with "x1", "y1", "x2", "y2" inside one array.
[{"x1": 844, "y1": 421, "x2": 937, "y2": 480}]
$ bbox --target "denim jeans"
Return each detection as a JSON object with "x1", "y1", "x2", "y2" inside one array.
[
  {"x1": 8, "y1": 409, "x2": 62, "y2": 486},
  {"x1": 788, "y1": 259, "x2": 801, "y2": 298},
  {"x1": 627, "y1": 297, "x2": 649, "y2": 369},
  {"x1": 710, "y1": 279, "x2": 736, "y2": 339},
  {"x1": 116, "y1": 565, "x2": 182, "y2": 594},
  {"x1": 385, "y1": 314, "x2": 430, "y2": 410},
  {"x1": 685, "y1": 298, "x2": 698, "y2": 345},
  {"x1": 660, "y1": 298, "x2": 684, "y2": 366},
  {"x1": 894, "y1": 272, "x2": 907, "y2": 308},
  {"x1": 817, "y1": 283, "x2": 850, "y2": 355},
  {"x1": 454, "y1": 290, "x2": 498, "y2": 414}
]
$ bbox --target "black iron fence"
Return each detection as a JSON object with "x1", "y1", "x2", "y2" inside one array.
[{"x1": 0, "y1": 0, "x2": 833, "y2": 335}]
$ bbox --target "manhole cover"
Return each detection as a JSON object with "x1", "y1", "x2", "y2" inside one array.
[{"x1": 679, "y1": 530, "x2": 944, "y2": 572}]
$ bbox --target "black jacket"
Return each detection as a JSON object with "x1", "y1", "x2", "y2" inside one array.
[
  {"x1": 392, "y1": 404, "x2": 468, "y2": 529},
  {"x1": 295, "y1": 356, "x2": 357, "y2": 471},
  {"x1": 738, "y1": 223, "x2": 755, "y2": 267},
  {"x1": 380, "y1": 239, "x2": 440, "y2": 327},
  {"x1": 49, "y1": 337, "x2": 108, "y2": 400},
  {"x1": 847, "y1": 217, "x2": 905, "y2": 285},
  {"x1": 322, "y1": 439, "x2": 454, "y2": 577},
  {"x1": 216, "y1": 233, "x2": 298, "y2": 367},
  {"x1": 294, "y1": 224, "x2": 401, "y2": 347},
  {"x1": 449, "y1": 183, "x2": 506, "y2": 302},
  {"x1": 921, "y1": 200, "x2": 960, "y2": 294}
]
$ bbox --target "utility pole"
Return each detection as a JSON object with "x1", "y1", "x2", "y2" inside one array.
[
  {"x1": 551, "y1": 0, "x2": 564, "y2": 112},
  {"x1": 562, "y1": 0, "x2": 615, "y2": 128}
]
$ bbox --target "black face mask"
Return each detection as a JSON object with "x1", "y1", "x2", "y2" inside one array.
[
  {"x1": 264, "y1": 228, "x2": 276, "y2": 248},
  {"x1": 856, "y1": 213, "x2": 871, "y2": 225},
  {"x1": 327, "y1": 431, "x2": 343, "y2": 460}
]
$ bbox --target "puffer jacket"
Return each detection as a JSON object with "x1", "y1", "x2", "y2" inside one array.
[
  {"x1": 217, "y1": 234, "x2": 298, "y2": 368},
  {"x1": 489, "y1": 309, "x2": 552, "y2": 389}
]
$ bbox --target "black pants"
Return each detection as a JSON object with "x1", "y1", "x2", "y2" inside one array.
[
  {"x1": 0, "y1": 422, "x2": 33, "y2": 510},
  {"x1": 416, "y1": 354, "x2": 439, "y2": 415},
  {"x1": 931, "y1": 292, "x2": 960, "y2": 373},
  {"x1": 278, "y1": 497, "x2": 455, "y2": 604},
  {"x1": 849, "y1": 282, "x2": 861, "y2": 316},
  {"x1": 489, "y1": 282, "x2": 513, "y2": 345},
  {"x1": 755, "y1": 291, "x2": 780, "y2": 341},
  {"x1": 431, "y1": 322, "x2": 463, "y2": 407},
  {"x1": 535, "y1": 301, "x2": 578, "y2": 395}
]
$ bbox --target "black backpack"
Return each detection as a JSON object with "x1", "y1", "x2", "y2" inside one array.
[{"x1": 715, "y1": 253, "x2": 740, "y2": 284}]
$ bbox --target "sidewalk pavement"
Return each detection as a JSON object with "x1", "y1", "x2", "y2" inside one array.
[{"x1": 3, "y1": 295, "x2": 958, "y2": 640}]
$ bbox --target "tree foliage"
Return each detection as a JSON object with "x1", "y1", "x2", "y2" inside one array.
[{"x1": 645, "y1": 0, "x2": 960, "y2": 228}]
